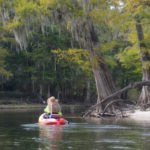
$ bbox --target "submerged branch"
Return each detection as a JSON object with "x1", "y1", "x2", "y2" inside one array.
[{"x1": 83, "y1": 80, "x2": 150, "y2": 117}]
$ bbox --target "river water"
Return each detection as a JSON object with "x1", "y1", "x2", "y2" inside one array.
[{"x1": 0, "y1": 109, "x2": 150, "y2": 150}]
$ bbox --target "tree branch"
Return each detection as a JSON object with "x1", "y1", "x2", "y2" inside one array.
[
  {"x1": 83, "y1": 80, "x2": 150, "y2": 117},
  {"x1": 101, "y1": 99, "x2": 123, "y2": 116}
]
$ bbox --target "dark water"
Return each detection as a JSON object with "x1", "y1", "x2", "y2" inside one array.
[{"x1": 0, "y1": 109, "x2": 150, "y2": 150}]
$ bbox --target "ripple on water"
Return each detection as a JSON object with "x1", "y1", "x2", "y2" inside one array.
[
  {"x1": 21, "y1": 123, "x2": 39, "y2": 131},
  {"x1": 62, "y1": 123, "x2": 131, "y2": 134},
  {"x1": 31, "y1": 137, "x2": 47, "y2": 143},
  {"x1": 84, "y1": 125, "x2": 130, "y2": 129},
  {"x1": 13, "y1": 141, "x2": 20, "y2": 146},
  {"x1": 95, "y1": 139, "x2": 135, "y2": 144},
  {"x1": 110, "y1": 145, "x2": 136, "y2": 150},
  {"x1": 68, "y1": 122, "x2": 89, "y2": 126},
  {"x1": 142, "y1": 133, "x2": 150, "y2": 136},
  {"x1": 67, "y1": 123, "x2": 130, "y2": 129}
]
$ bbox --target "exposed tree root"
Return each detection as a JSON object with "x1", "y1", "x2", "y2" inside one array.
[
  {"x1": 140, "y1": 102, "x2": 150, "y2": 110},
  {"x1": 101, "y1": 99, "x2": 123, "y2": 116},
  {"x1": 83, "y1": 80, "x2": 150, "y2": 117}
]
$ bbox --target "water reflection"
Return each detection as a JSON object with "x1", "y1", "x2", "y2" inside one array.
[
  {"x1": 83, "y1": 117, "x2": 150, "y2": 150},
  {"x1": 39, "y1": 125, "x2": 65, "y2": 150},
  {"x1": 1, "y1": 110, "x2": 150, "y2": 150}
]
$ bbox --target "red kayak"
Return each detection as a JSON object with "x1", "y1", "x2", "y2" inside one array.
[{"x1": 38, "y1": 113, "x2": 66, "y2": 125}]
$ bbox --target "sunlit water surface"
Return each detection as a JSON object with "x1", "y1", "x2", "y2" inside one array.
[{"x1": 0, "y1": 109, "x2": 150, "y2": 150}]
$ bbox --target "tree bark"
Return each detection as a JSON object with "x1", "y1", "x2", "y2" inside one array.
[
  {"x1": 85, "y1": 22, "x2": 117, "y2": 114},
  {"x1": 91, "y1": 54, "x2": 117, "y2": 113},
  {"x1": 135, "y1": 19, "x2": 150, "y2": 104}
]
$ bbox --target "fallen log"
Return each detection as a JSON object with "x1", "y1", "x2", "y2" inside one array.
[{"x1": 83, "y1": 80, "x2": 150, "y2": 117}]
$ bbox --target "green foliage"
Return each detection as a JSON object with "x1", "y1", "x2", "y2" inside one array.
[
  {"x1": 105, "y1": 56, "x2": 117, "y2": 69},
  {"x1": 0, "y1": 22, "x2": 96, "y2": 101},
  {"x1": 101, "y1": 40, "x2": 119, "y2": 52},
  {"x1": 128, "y1": 89, "x2": 139, "y2": 102},
  {"x1": 0, "y1": 47, "x2": 12, "y2": 77},
  {"x1": 0, "y1": 0, "x2": 148, "y2": 104},
  {"x1": 116, "y1": 45, "x2": 142, "y2": 73},
  {"x1": 52, "y1": 48, "x2": 92, "y2": 74}
]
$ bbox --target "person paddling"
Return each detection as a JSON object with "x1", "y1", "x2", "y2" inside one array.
[
  {"x1": 43, "y1": 96, "x2": 55, "y2": 118},
  {"x1": 43, "y1": 96, "x2": 62, "y2": 118}
]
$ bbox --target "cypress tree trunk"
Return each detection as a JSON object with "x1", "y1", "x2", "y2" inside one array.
[
  {"x1": 89, "y1": 48, "x2": 117, "y2": 113},
  {"x1": 86, "y1": 24, "x2": 117, "y2": 114},
  {"x1": 136, "y1": 19, "x2": 150, "y2": 104}
]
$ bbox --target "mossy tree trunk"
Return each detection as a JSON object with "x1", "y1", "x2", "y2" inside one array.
[
  {"x1": 136, "y1": 19, "x2": 150, "y2": 104},
  {"x1": 86, "y1": 24, "x2": 117, "y2": 114}
]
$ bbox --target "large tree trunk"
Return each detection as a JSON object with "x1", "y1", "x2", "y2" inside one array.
[
  {"x1": 85, "y1": 23, "x2": 117, "y2": 114},
  {"x1": 136, "y1": 19, "x2": 150, "y2": 104},
  {"x1": 138, "y1": 68, "x2": 150, "y2": 104},
  {"x1": 90, "y1": 50, "x2": 117, "y2": 113}
]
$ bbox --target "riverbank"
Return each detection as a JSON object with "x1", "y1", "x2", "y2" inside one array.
[
  {"x1": 0, "y1": 104, "x2": 45, "y2": 109},
  {"x1": 128, "y1": 109, "x2": 150, "y2": 121},
  {"x1": 0, "y1": 104, "x2": 89, "y2": 114}
]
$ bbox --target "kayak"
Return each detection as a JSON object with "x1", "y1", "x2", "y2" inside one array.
[{"x1": 38, "y1": 113, "x2": 66, "y2": 125}]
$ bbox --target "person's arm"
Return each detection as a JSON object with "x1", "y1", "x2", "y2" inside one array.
[{"x1": 58, "y1": 103, "x2": 61, "y2": 111}]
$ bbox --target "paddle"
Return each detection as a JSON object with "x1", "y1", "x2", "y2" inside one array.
[
  {"x1": 48, "y1": 102, "x2": 53, "y2": 118},
  {"x1": 50, "y1": 103, "x2": 53, "y2": 118}
]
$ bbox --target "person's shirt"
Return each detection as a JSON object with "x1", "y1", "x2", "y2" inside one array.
[
  {"x1": 44, "y1": 103, "x2": 61, "y2": 113},
  {"x1": 52, "y1": 103, "x2": 61, "y2": 113}
]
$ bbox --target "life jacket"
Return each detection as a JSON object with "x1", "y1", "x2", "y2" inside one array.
[
  {"x1": 44, "y1": 103, "x2": 62, "y2": 115},
  {"x1": 44, "y1": 105, "x2": 51, "y2": 113}
]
